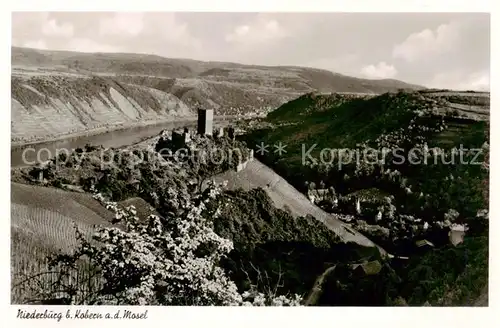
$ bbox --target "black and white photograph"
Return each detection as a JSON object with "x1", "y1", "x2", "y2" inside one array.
[{"x1": 7, "y1": 6, "x2": 492, "y2": 318}]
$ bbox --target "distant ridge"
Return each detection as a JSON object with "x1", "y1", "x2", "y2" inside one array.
[
  {"x1": 11, "y1": 46, "x2": 425, "y2": 144},
  {"x1": 12, "y1": 46, "x2": 424, "y2": 91}
]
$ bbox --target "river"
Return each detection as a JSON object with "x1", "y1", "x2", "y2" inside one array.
[{"x1": 11, "y1": 117, "x2": 235, "y2": 168}]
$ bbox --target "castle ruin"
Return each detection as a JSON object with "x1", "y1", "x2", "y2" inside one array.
[{"x1": 197, "y1": 108, "x2": 214, "y2": 136}]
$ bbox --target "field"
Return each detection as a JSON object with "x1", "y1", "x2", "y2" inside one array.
[{"x1": 10, "y1": 182, "x2": 113, "y2": 303}]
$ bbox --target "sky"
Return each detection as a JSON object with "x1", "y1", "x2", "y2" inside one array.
[{"x1": 11, "y1": 12, "x2": 490, "y2": 90}]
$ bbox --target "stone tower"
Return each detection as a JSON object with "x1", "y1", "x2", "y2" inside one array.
[{"x1": 197, "y1": 108, "x2": 214, "y2": 136}]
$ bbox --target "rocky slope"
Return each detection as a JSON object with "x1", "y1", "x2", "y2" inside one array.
[
  {"x1": 11, "y1": 74, "x2": 194, "y2": 145},
  {"x1": 12, "y1": 46, "x2": 423, "y2": 144}
]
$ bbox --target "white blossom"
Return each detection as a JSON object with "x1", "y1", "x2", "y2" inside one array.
[
  {"x1": 86, "y1": 182, "x2": 303, "y2": 306},
  {"x1": 444, "y1": 209, "x2": 459, "y2": 222}
]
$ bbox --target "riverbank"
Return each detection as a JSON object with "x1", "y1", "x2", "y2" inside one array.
[
  {"x1": 11, "y1": 117, "x2": 198, "y2": 150},
  {"x1": 11, "y1": 115, "x2": 238, "y2": 168},
  {"x1": 11, "y1": 115, "x2": 236, "y2": 150}
]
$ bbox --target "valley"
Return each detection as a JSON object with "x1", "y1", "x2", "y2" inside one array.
[{"x1": 10, "y1": 46, "x2": 489, "y2": 307}]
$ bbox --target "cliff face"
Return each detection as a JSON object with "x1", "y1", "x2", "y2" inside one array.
[{"x1": 11, "y1": 75, "x2": 193, "y2": 144}]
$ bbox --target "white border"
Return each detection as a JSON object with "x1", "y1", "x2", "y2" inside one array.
[
  {"x1": 6, "y1": 0, "x2": 495, "y2": 12},
  {"x1": 2, "y1": 1, "x2": 497, "y2": 328}
]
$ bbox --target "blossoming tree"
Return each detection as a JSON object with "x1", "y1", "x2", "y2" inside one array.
[{"x1": 47, "y1": 181, "x2": 302, "y2": 306}]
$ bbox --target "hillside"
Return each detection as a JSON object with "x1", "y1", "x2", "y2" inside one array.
[
  {"x1": 15, "y1": 46, "x2": 494, "y2": 306},
  {"x1": 242, "y1": 90, "x2": 489, "y2": 305},
  {"x1": 12, "y1": 46, "x2": 423, "y2": 145},
  {"x1": 244, "y1": 90, "x2": 489, "y2": 221},
  {"x1": 11, "y1": 134, "x2": 384, "y2": 305},
  {"x1": 12, "y1": 47, "x2": 423, "y2": 93},
  {"x1": 209, "y1": 159, "x2": 381, "y2": 250},
  {"x1": 10, "y1": 87, "x2": 489, "y2": 305},
  {"x1": 11, "y1": 74, "x2": 194, "y2": 145}
]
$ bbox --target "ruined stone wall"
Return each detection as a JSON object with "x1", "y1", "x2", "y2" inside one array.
[{"x1": 236, "y1": 149, "x2": 254, "y2": 172}]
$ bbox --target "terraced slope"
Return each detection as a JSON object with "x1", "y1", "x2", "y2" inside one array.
[
  {"x1": 10, "y1": 182, "x2": 162, "y2": 303},
  {"x1": 11, "y1": 75, "x2": 194, "y2": 145},
  {"x1": 421, "y1": 90, "x2": 490, "y2": 121},
  {"x1": 10, "y1": 182, "x2": 113, "y2": 303},
  {"x1": 11, "y1": 182, "x2": 114, "y2": 252}
]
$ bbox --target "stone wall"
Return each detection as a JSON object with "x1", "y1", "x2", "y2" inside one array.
[{"x1": 235, "y1": 149, "x2": 254, "y2": 172}]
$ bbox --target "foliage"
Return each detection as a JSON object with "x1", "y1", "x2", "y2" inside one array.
[
  {"x1": 398, "y1": 236, "x2": 488, "y2": 305},
  {"x1": 43, "y1": 181, "x2": 303, "y2": 306},
  {"x1": 14, "y1": 90, "x2": 489, "y2": 305},
  {"x1": 241, "y1": 90, "x2": 489, "y2": 304},
  {"x1": 210, "y1": 188, "x2": 341, "y2": 249}
]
